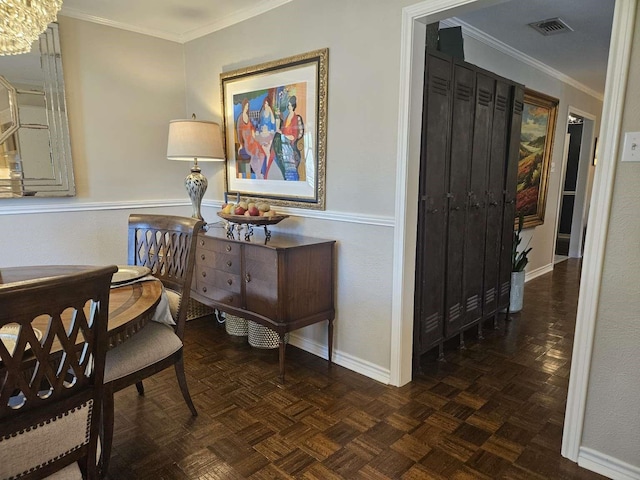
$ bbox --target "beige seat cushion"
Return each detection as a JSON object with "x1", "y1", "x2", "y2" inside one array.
[
  {"x1": 0, "y1": 402, "x2": 92, "y2": 480},
  {"x1": 166, "y1": 289, "x2": 180, "y2": 321},
  {"x1": 104, "y1": 322, "x2": 183, "y2": 383}
]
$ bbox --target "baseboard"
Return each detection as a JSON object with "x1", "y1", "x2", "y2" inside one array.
[
  {"x1": 525, "y1": 263, "x2": 554, "y2": 282},
  {"x1": 578, "y1": 447, "x2": 640, "y2": 480},
  {"x1": 288, "y1": 333, "x2": 391, "y2": 385}
]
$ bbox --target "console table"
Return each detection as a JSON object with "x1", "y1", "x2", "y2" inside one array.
[{"x1": 190, "y1": 228, "x2": 335, "y2": 380}]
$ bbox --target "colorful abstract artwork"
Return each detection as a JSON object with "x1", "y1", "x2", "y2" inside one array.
[{"x1": 221, "y1": 49, "x2": 328, "y2": 210}]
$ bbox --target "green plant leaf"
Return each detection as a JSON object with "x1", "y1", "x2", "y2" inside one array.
[{"x1": 512, "y1": 212, "x2": 532, "y2": 272}]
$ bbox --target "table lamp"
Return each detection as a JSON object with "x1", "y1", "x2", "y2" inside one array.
[{"x1": 167, "y1": 115, "x2": 225, "y2": 221}]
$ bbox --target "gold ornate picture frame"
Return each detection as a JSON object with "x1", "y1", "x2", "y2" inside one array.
[
  {"x1": 516, "y1": 88, "x2": 558, "y2": 229},
  {"x1": 220, "y1": 49, "x2": 328, "y2": 210}
]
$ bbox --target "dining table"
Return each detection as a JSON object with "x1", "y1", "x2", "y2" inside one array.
[{"x1": 0, "y1": 265, "x2": 163, "y2": 351}]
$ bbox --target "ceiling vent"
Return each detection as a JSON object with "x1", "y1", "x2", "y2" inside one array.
[{"x1": 528, "y1": 17, "x2": 574, "y2": 36}]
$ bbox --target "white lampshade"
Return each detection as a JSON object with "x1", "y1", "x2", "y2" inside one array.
[{"x1": 167, "y1": 119, "x2": 225, "y2": 162}]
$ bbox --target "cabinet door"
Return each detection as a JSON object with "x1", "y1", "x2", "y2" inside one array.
[
  {"x1": 414, "y1": 52, "x2": 452, "y2": 354},
  {"x1": 498, "y1": 85, "x2": 525, "y2": 310},
  {"x1": 463, "y1": 73, "x2": 494, "y2": 328},
  {"x1": 483, "y1": 80, "x2": 511, "y2": 317},
  {"x1": 243, "y1": 244, "x2": 278, "y2": 320},
  {"x1": 444, "y1": 62, "x2": 475, "y2": 338}
]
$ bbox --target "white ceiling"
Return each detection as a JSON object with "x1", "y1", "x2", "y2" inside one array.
[
  {"x1": 453, "y1": 0, "x2": 614, "y2": 96},
  {"x1": 57, "y1": 0, "x2": 614, "y2": 97},
  {"x1": 60, "y1": 0, "x2": 294, "y2": 42}
]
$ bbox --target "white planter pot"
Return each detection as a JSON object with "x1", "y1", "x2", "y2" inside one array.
[{"x1": 509, "y1": 271, "x2": 526, "y2": 313}]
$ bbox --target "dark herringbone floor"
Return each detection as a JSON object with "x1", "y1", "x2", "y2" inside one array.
[{"x1": 107, "y1": 259, "x2": 605, "y2": 479}]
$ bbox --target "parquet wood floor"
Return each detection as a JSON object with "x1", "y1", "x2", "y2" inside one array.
[{"x1": 107, "y1": 259, "x2": 606, "y2": 479}]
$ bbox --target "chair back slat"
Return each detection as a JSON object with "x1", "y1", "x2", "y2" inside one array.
[{"x1": 127, "y1": 214, "x2": 204, "y2": 339}]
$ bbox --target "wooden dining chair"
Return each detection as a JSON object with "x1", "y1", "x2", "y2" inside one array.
[
  {"x1": 0, "y1": 265, "x2": 118, "y2": 480},
  {"x1": 101, "y1": 214, "x2": 204, "y2": 473}
]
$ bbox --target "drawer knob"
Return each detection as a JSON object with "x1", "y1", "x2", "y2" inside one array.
[
  {"x1": 201, "y1": 271, "x2": 206, "y2": 278},
  {"x1": 226, "y1": 245, "x2": 232, "y2": 252},
  {"x1": 201, "y1": 254, "x2": 206, "y2": 261},
  {"x1": 228, "y1": 296, "x2": 233, "y2": 303},
  {"x1": 202, "y1": 286, "x2": 207, "y2": 293},
  {"x1": 226, "y1": 260, "x2": 232, "y2": 267},
  {"x1": 245, "y1": 273, "x2": 251, "y2": 283},
  {"x1": 227, "y1": 278, "x2": 233, "y2": 285},
  {"x1": 200, "y1": 240, "x2": 204, "y2": 246}
]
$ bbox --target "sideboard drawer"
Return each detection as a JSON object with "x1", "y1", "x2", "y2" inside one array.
[
  {"x1": 198, "y1": 236, "x2": 240, "y2": 256},
  {"x1": 197, "y1": 250, "x2": 241, "y2": 274},
  {"x1": 195, "y1": 282, "x2": 242, "y2": 308},
  {"x1": 196, "y1": 265, "x2": 241, "y2": 294}
]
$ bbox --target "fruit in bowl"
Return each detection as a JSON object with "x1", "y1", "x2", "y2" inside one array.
[
  {"x1": 221, "y1": 200, "x2": 277, "y2": 218},
  {"x1": 248, "y1": 205, "x2": 260, "y2": 216},
  {"x1": 221, "y1": 203, "x2": 234, "y2": 215}
]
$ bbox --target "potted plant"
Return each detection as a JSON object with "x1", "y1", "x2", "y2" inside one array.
[{"x1": 510, "y1": 213, "x2": 532, "y2": 313}]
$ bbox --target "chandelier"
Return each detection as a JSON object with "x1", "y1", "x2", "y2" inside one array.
[{"x1": 0, "y1": 0, "x2": 63, "y2": 55}]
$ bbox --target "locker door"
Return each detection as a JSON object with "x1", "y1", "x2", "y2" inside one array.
[
  {"x1": 444, "y1": 62, "x2": 475, "y2": 338},
  {"x1": 414, "y1": 52, "x2": 452, "y2": 355},
  {"x1": 498, "y1": 85, "x2": 525, "y2": 310},
  {"x1": 463, "y1": 73, "x2": 494, "y2": 328},
  {"x1": 483, "y1": 80, "x2": 511, "y2": 317}
]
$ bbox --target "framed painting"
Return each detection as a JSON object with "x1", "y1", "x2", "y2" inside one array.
[
  {"x1": 516, "y1": 89, "x2": 559, "y2": 229},
  {"x1": 220, "y1": 48, "x2": 328, "y2": 210}
]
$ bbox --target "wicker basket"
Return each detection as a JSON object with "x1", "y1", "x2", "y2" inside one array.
[
  {"x1": 186, "y1": 298, "x2": 215, "y2": 321},
  {"x1": 225, "y1": 314, "x2": 249, "y2": 337},
  {"x1": 248, "y1": 321, "x2": 289, "y2": 349}
]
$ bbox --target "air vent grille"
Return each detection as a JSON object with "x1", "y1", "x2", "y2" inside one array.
[{"x1": 529, "y1": 17, "x2": 574, "y2": 36}]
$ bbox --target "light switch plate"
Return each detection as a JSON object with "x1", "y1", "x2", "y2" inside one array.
[{"x1": 622, "y1": 132, "x2": 640, "y2": 162}]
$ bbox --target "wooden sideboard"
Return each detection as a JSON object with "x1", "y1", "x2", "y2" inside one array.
[{"x1": 190, "y1": 228, "x2": 335, "y2": 380}]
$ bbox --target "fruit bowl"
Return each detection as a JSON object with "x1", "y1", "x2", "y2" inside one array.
[{"x1": 217, "y1": 212, "x2": 289, "y2": 226}]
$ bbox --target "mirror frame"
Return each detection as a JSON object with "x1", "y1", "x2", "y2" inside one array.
[
  {"x1": 0, "y1": 76, "x2": 19, "y2": 144},
  {"x1": 0, "y1": 23, "x2": 75, "y2": 198}
]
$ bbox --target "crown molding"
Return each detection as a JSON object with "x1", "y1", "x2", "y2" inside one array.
[
  {"x1": 179, "y1": 0, "x2": 293, "y2": 43},
  {"x1": 59, "y1": 10, "x2": 181, "y2": 43},
  {"x1": 60, "y1": 0, "x2": 293, "y2": 44},
  {"x1": 441, "y1": 17, "x2": 604, "y2": 101}
]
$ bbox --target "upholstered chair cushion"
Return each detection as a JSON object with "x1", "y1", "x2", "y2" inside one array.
[
  {"x1": 166, "y1": 289, "x2": 181, "y2": 321},
  {"x1": 0, "y1": 401, "x2": 93, "y2": 479},
  {"x1": 104, "y1": 322, "x2": 183, "y2": 383}
]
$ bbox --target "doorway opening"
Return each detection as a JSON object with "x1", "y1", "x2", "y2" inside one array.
[
  {"x1": 554, "y1": 110, "x2": 597, "y2": 264},
  {"x1": 393, "y1": 0, "x2": 631, "y2": 470}
]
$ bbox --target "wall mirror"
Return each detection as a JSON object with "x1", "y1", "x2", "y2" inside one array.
[{"x1": 0, "y1": 23, "x2": 75, "y2": 198}]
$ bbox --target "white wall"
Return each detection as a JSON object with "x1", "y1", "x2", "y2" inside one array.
[
  {"x1": 461, "y1": 34, "x2": 603, "y2": 276},
  {"x1": 581, "y1": 5, "x2": 640, "y2": 466},
  {"x1": 0, "y1": 17, "x2": 194, "y2": 267}
]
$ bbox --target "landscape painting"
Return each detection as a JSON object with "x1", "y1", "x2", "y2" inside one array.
[{"x1": 516, "y1": 89, "x2": 558, "y2": 229}]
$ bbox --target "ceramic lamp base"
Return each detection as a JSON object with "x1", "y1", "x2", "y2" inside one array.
[{"x1": 185, "y1": 164, "x2": 207, "y2": 221}]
